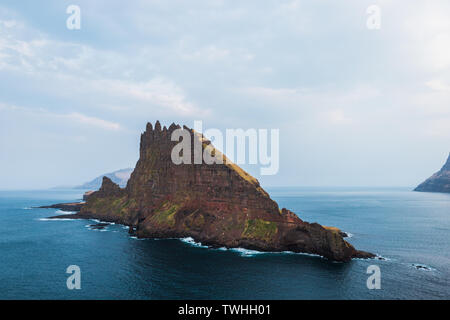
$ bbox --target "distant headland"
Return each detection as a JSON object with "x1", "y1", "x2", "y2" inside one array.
[
  {"x1": 75, "y1": 168, "x2": 133, "y2": 190},
  {"x1": 415, "y1": 153, "x2": 450, "y2": 193}
]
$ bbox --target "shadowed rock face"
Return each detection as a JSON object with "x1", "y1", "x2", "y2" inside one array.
[
  {"x1": 415, "y1": 153, "x2": 450, "y2": 193},
  {"x1": 78, "y1": 121, "x2": 374, "y2": 262}
]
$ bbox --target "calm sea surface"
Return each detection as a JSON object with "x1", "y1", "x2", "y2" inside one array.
[{"x1": 0, "y1": 187, "x2": 449, "y2": 299}]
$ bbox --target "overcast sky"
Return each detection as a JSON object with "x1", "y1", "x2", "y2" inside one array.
[{"x1": 1, "y1": 0, "x2": 449, "y2": 189}]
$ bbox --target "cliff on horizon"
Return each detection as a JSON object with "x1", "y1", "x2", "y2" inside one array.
[
  {"x1": 75, "y1": 168, "x2": 133, "y2": 190},
  {"x1": 414, "y1": 153, "x2": 450, "y2": 193},
  {"x1": 73, "y1": 121, "x2": 374, "y2": 262}
]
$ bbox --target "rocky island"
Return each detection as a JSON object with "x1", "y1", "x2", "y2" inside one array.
[
  {"x1": 414, "y1": 153, "x2": 450, "y2": 193},
  {"x1": 47, "y1": 121, "x2": 374, "y2": 262}
]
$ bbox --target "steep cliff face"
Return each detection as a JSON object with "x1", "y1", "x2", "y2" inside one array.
[
  {"x1": 415, "y1": 153, "x2": 450, "y2": 193},
  {"x1": 80, "y1": 121, "x2": 374, "y2": 261}
]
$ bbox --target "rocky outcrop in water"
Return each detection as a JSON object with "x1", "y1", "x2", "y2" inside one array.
[
  {"x1": 37, "y1": 202, "x2": 85, "y2": 212},
  {"x1": 414, "y1": 153, "x2": 450, "y2": 193},
  {"x1": 53, "y1": 121, "x2": 374, "y2": 262}
]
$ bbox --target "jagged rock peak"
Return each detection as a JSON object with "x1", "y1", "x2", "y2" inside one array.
[
  {"x1": 97, "y1": 176, "x2": 124, "y2": 197},
  {"x1": 144, "y1": 120, "x2": 183, "y2": 134},
  {"x1": 168, "y1": 122, "x2": 179, "y2": 132},
  {"x1": 143, "y1": 122, "x2": 184, "y2": 143},
  {"x1": 155, "y1": 121, "x2": 161, "y2": 132}
]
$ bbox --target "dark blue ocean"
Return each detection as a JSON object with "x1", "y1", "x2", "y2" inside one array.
[{"x1": 1, "y1": 187, "x2": 449, "y2": 299}]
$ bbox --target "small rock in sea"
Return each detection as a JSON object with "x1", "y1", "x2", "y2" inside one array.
[
  {"x1": 128, "y1": 225, "x2": 136, "y2": 235},
  {"x1": 412, "y1": 264, "x2": 432, "y2": 271},
  {"x1": 89, "y1": 223, "x2": 110, "y2": 230}
]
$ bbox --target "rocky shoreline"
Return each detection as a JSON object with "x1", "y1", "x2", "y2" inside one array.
[
  {"x1": 43, "y1": 203, "x2": 372, "y2": 260},
  {"x1": 36, "y1": 202, "x2": 85, "y2": 212}
]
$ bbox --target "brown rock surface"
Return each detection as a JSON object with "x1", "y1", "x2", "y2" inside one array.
[
  {"x1": 75, "y1": 121, "x2": 374, "y2": 262},
  {"x1": 83, "y1": 191, "x2": 95, "y2": 201}
]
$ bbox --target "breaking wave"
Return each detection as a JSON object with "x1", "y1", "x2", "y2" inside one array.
[
  {"x1": 179, "y1": 237, "x2": 323, "y2": 258},
  {"x1": 55, "y1": 210, "x2": 76, "y2": 215},
  {"x1": 180, "y1": 237, "x2": 209, "y2": 248}
]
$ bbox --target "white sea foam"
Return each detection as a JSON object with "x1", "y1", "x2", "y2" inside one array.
[
  {"x1": 180, "y1": 237, "x2": 209, "y2": 248},
  {"x1": 55, "y1": 210, "x2": 76, "y2": 215},
  {"x1": 224, "y1": 246, "x2": 322, "y2": 259},
  {"x1": 178, "y1": 237, "x2": 324, "y2": 259},
  {"x1": 353, "y1": 254, "x2": 390, "y2": 262},
  {"x1": 229, "y1": 247, "x2": 264, "y2": 257},
  {"x1": 289, "y1": 251, "x2": 322, "y2": 258},
  {"x1": 130, "y1": 236, "x2": 146, "y2": 240}
]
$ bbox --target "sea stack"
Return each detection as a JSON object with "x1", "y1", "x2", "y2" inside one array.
[
  {"x1": 415, "y1": 153, "x2": 450, "y2": 193},
  {"x1": 74, "y1": 121, "x2": 374, "y2": 262}
]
